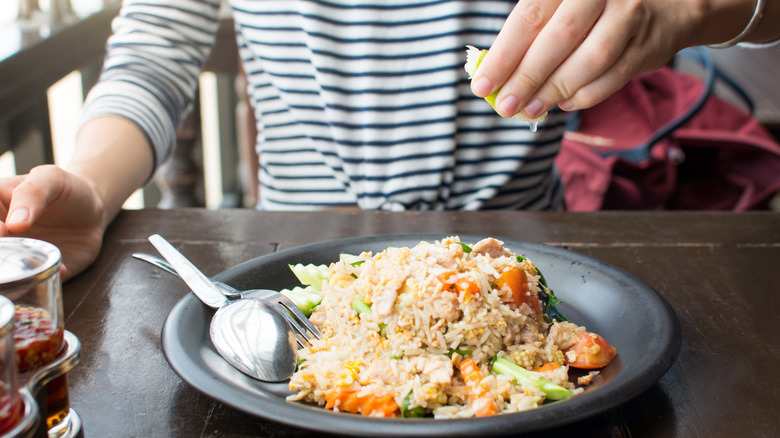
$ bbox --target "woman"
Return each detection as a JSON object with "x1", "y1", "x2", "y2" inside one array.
[{"x1": 2, "y1": 0, "x2": 778, "y2": 279}]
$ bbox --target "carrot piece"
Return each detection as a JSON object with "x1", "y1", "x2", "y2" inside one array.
[
  {"x1": 324, "y1": 388, "x2": 400, "y2": 417},
  {"x1": 437, "y1": 271, "x2": 457, "y2": 290},
  {"x1": 438, "y1": 272, "x2": 481, "y2": 303},
  {"x1": 533, "y1": 362, "x2": 562, "y2": 373},
  {"x1": 363, "y1": 394, "x2": 399, "y2": 417},
  {"x1": 472, "y1": 396, "x2": 499, "y2": 417},
  {"x1": 455, "y1": 279, "x2": 480, "y2": 296},
  {"x1": 458, "y1": 358, "x2": 498, "y2": 417},
  {"x1": 496, "y1": 268, "x2": 540, "y2": 314},
  {"x1": 458, "y1": 358, "x2": 485, "y2": 389}
]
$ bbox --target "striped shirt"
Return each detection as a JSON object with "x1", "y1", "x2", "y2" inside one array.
[{"x1": 82, "y1": 0, "x2": 567, "y2": 211}]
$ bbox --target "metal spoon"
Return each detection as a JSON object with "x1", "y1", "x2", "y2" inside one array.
[{"x1": 147, "y1": 234, "x2": 297, "y2": 382}]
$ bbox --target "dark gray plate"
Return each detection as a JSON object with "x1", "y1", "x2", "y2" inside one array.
[{"x1": 161, "y1": 233, "x2": 681, "y2": 437}]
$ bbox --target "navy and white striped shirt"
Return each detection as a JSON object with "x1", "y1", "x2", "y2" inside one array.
[{"x1": 82, "y1": 0, "x2": 567, "y2": 211}]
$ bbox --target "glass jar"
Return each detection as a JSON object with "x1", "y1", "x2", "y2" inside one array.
[
  {"x1": 0, "y1": 238, "x2": 80, "y2": 438},
  {"x1": 0, "y1": 295, "x2": 38, "y2": 438}
]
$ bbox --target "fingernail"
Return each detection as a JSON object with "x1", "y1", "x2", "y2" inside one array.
[
  {"x1": 523, "y1": 99, "x2": 545, "y2": 118},
  {"x1": 498, "y1": 96, "x2": 519, "y2": 117},
  {"x1": 7, "y1": 208, "x2": 29, "y2": 225},
  {"x1": 472, "y1": 77, "x2": 493, "y2": 96},
  {"x1": 559, "y1": 99, "x2": 574, "y2": 111}
]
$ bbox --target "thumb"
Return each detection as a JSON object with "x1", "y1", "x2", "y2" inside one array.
[
  {"x1": 4, "y1": 207, "x2": 31, "y2": 231},
  {"x1": 4, "y1": 165, "x2": 63, "y2": 233}
]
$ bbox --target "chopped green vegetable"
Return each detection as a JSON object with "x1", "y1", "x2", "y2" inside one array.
[
  {"x1": 350, "y1": 298, "x2": 387, "y2": 336},
  {"x1": 351, "y1": 296, "x2": 372, "y2": 315},
  {"x1": 447, "y1": 348, "x2": 473, "y2": 356},
  {"x1": 289, "y1": 263, "x2": 330, "y2": 291},
  {"x1": 400, "y1": 393, "x2": 425, "y2": 417},
  {"x1": 339, "y1": 253, "x2": 364, "y2": 265},
  {"x1": 453, "y1": 242, "x2": 472, "y2": 253},
  {"x1": 279, "y1": 286, "x2": 322, "y2": 317},
  {"x1": 491, "y1": 357, "x2": 571, "y2": 401}
]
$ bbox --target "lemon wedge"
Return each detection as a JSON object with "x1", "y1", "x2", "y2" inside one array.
[{"x1": 464, "y1": 45, "x2": 546, "y2": 132}]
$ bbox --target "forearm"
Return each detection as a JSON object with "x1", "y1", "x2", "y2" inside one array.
[
  {"x1": 77, "y1": 0, "x2": 221, "y2": 182},
  {"x1": 66, "y1": 116, "x2": 154, "y2": 227}
]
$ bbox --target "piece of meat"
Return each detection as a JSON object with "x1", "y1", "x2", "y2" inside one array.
[
  {"x1": 410, "y1": 356, "x2": 453, "y2": 384},
  {"x1": 546, "y1": 322, "x2": 582, "y2": 351},
  {"x1": 366, "y1": 359, "x2": 396, "y2": 384},
  {"x1": 471, "y1": 238, "x2": 512, "y2": 258},
  {"x1": 577, "y1": 371, "x2": 600, "y2": 386},
  {"x1": 372, "y1": 283, "x2": 398, "y2": 316},
  {"x1": 418, "y1": 242, "x2": 460, "y2": 269},
  {"x1": 431, "y1": 292, "x2": 461, "y2": 321}
]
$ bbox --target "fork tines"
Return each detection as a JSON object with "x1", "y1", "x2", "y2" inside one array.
[{"x1": 275, "y1": 297, "x2": 322, "y2": 348}]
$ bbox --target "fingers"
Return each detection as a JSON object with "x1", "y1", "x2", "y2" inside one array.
[
  {"x1": 3, "y1": 165, "x2": 65, "y2": 233},
  {"x1": 474, "y1": 0, "x2": 659, "y2": 118},
  {"x1": 0, "y1": 174, "x2": 24, "y2": 204},
  {"x1": 560, "y1": 54, "x2": 637, "y2": 111},
  {"x1": 495, "y1": 0, "x2": 607, "y2": 117},
  {"x1": 0, "y1": 175, "x2": 24, "y2": 232},
  {"x1": 471, "y1": 0, "x2": 561, "y2": 98},
  {"x1": 531, "y1": 0, "x2": 648, "y2": 113}
]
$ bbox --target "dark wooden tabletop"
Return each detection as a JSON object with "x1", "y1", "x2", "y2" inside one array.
[{"x1": 61, "y1": 209, "x2": 780, "y2": 437}]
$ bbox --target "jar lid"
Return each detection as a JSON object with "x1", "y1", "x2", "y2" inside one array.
[{"x1": 0, "y1": 238, "x2": 61, "y2": 289}]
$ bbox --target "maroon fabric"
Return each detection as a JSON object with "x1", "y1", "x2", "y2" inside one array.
[{"x1": 556, "y1": 67, "x2": 780, "y2": 211}]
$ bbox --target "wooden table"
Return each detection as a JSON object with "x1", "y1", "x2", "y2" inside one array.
[{"x1": 61, "y1": 209, "x2": 780, "y2": 437}]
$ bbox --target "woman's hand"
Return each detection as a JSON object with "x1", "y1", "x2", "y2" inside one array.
[
  {"x1": 0, "y1": 165, "x2": 107, "y2": 280},
  {"x1": 470, "y1": 0, "x2": 742, "y2": 120},
  {"x1": 0, "y1": 116, "x2": 156, "y2": 281}
]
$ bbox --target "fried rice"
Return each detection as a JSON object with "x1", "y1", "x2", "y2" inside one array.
[{"x1": 287, "y1": 236, "x2": 602, "y2": 418}]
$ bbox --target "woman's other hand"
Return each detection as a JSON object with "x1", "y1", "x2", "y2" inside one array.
[{"x1": 1, "y1": 165, "x2": 106, "y2": 280}]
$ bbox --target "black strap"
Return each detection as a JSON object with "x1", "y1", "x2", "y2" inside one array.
[{"x1": 596, "y1": 46, "x2": 754, "y2": 162}]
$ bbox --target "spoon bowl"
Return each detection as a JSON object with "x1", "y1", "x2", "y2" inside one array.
[{"x1": 210, "y1": 298, "x2": 298, "y2": 382}]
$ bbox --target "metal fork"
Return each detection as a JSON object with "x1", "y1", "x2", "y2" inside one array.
[{"x1": 132, "y1": 252, "x2": 321, "y2": 347}]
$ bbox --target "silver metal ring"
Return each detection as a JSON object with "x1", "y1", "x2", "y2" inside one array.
[{"x1": 708, "y1": 0, "x2": 766, "y2": 48}]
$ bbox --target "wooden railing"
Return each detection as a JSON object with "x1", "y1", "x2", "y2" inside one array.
[{"x1": 0, "y1": 2, "x2": 116, "y2": 175}]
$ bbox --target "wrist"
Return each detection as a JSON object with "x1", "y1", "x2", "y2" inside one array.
[
  {"x1": 685, "y1": 0, "x2": 756, "y2": 47},
  {"x1": 68, "y1": 116, "x2": 154, "y2": 226},
  {"x1": 708, "y1": 0, "x2": 767, "y2": 48},
  {"x1": 65, "y1": 160, "x2": 115, "y2": 230}
]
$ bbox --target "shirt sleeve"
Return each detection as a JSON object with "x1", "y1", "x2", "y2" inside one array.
[{"x1": 80, "y1": 0, "x2": 222, "y2": 176}]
